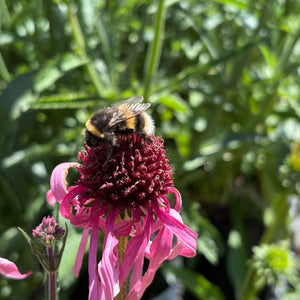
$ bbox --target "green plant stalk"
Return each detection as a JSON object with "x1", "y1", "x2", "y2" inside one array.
[
  {"x1": 143, "y1": 0, "x2": 166, "y2": 100},
  {"x1": 68, "y1": 4, "x2": 105, "y2": 97},
  {"x1": 47, "y1": 246, "x2": 57, "y2": 300},
  {"x1": 115, "y1": 214, "x2": 129, "y2": 300}
]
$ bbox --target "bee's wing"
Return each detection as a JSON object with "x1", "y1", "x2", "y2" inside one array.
[
  {"x1": 108, "y1": 96, "x2": 151, "y2": 127},
  {"x1": 120, "y1": 96, "x2": 144, "y2": 105}
]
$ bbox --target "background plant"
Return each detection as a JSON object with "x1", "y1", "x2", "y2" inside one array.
[{"x1": 1, "y1": 0, "x2": 300, "y2": 299}]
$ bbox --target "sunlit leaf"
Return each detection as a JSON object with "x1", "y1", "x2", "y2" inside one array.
[{"x1": 167, "y1": 265, "x2": 225, "y2": 300}]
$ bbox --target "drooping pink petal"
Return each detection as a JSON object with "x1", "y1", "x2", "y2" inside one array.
[
  {"x1": 129, "y1": 252, "x2": 144, "y2": 291},
  {"x1": 152, "y1": 198, "x2": 197, "y2": 257},
  {"x1": 88, "y1": 222, "x2": 100, "y2": 300},
  {"x1": 167, "y1": 208, "x2": 198, "y2": 258},
  {"x1": 73, "y1": 227, "x2": 90, "y2": 277},
  {"x1": 98, "y1": 207, "x2": 120, "y2": 300},
  {"x1": 49, "y1": 162, "x2": 80, "y2": 204},
  {"x1": 119, "y1": 212, "x2": 153, "y2": 286},
  {"x1": 114, "y1": 220, "x2": 134, "y2": 237},
  {"x1": 60, "y1": 185, "x2": 88, "y2": 221},
  {"x1": 167, "y1": 187, "x2": 182, "y2": 212},
  {"x1": 126, "y1": 226, "x2": 173, "y2": 300},
  {"x1": 0, "y1": 257, "x2": 32, "y2": 280}
]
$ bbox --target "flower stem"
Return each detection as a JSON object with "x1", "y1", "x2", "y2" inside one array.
[
  {"x1": 47, "y1": 246, "x2": 57, "y2": 300},
  {"x1": 116, "y1": 215, "x2": 129, "y2": 300}
]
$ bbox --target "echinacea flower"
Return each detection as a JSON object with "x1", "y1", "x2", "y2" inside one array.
[
  {"x1": 0, "y1": 257, "x2": 32, "y2": 280},
  {"x1": 48, "y1": 134, "x2": 197, "y2": 300}
]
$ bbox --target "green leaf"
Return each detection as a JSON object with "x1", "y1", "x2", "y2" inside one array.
[
  {"x1": 59, "y1": 221, "x2": 86, "y2": 288},
  {"x1": 214, "y1": 0, "x2": 248, "y2": 10},
  {"x1": 33, "y1": 53, "x2": 90, "y2": 93},
  {"x1": 159, "y1": 95, "x2": 190, "y2": 113},
  {"x1": 0, "y1": 53, "x2": 89, "y2": 146},
  {"x1": 56, "y1": 224, "x2": 68, "y2": 269},
  {"x1": 167, "y1": 265, "x2": 225, "y2": 300},
  {"x1": 197, "y1": 216, "x2": 224, "y2": 265},
  {"x1": 226, "y1": 229, "x2": 248, "y2": 299},
  {"x1": 0, "y1": 0, "x2": 10, "y2": 26},
  {"x1": 18, "y1": 227, "x2": 48, "y2": 271}
]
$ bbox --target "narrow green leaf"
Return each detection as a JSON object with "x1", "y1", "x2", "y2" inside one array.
[
  {"x1": 33, "y1": 53, "x2": 90, "y2": 93},
  {"x1": 0, "y1": 0, "x2": 10, "y2": 26},
  {"x1": 0, "y1": 53, "x2": 89, "y2": 145},
  {"x1": 56, "y1": 224, "x2": 68, "y2": 269},
  {"x1": 214, "y1": 0, "x2": 248, "y2": 10},
  {"x1": 226, "y1": 227, "x2": 248, "y2": 299},
  {"x1": 59, "y1": 222, "x2": 86, "y2": 287},
  {"x1": 18, "y1": 227, "x2": 49, "y2": 271},
  {"x1": 167, "y1": 266, "x2": 225, "y2": 300},
  {"x1": 0, "y1": 51, "x2": 11, "y2": 81},
  {"x1": 143, "y1": 0, "x2": 166, "y2": 100},
  {"x1": 159, "y1": 95, "x2": 190, "y2": 112}
]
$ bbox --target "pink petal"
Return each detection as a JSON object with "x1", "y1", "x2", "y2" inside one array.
[
  {"x1": 0, "y1": 257, "x2": 32, "y2": 280},
  {"x1": 60, "y1": 185, "x2": 88, "y2": 221},
  {"x1": 46, "y1": 190, "x2": 56, "y2": 205},
  {"x1": 167, "y1": 208, "x2": 197, "y2": 258},
  {"x1": 73, "y1": 227, "x2": 90, "y2": 277},
  {"x1": 114, "y1": 220, "x2": 133, "y2": 237},
  {"x1": 88, "y1": 222, "x2": 100, "y2": 300},
  {"x1": 167, "y1": 187, "x2": 182, "y2": 212},
  {"x1": 98, "y1": 207, "x2": 120, "y2": 300},
  {"x1": 129, "y1": 253, "x2": 144, "y2": 290},
  {"x1": 119, "y1": 213, "x2": 152, "y2": 285},
  {"x1": 49, "y1": 162, "x2": 80, "y2": 204},
  {"x1": 126, "y1": 226, "x2": 173, "y2": 300},
  {"x1": 153, "y1": 199, "x2": 197, "y2": 257},
  {"x1": 97, "y1": 218, "x2": 107, "y2": 234}
]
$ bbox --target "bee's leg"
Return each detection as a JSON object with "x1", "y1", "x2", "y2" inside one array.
[
  {"x1": 145, "y1": 135, "x2": 153, "y2": 143},
  {"x1": 137, "y1": 132, "x2": 153, "y2": 143},
  {"x1": 102, "y1": 146, "x2": 112, "y2": 168},
  {"x1": 106, "y1": 145, "x2": 113, "y2": 160},
  {"x1": 102, "y1": 135, "x2": 117, "y2": 167}
]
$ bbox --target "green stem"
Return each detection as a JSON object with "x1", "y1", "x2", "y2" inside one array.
[
  {"x1": 47, "y1": 246, "x2": 57, "y2": 300},
  {"x1": 143, "y1": 0, "x2": 166, "y2": 100},
  {"x1": 115, "y1": 214, "x2": 129, "y2": 300},
  {"x1": 115, "y1": 235, "x2": 128, "y2": 300},
  {"x1": 68, "y1": 4, "x2": 105, "y2": 97}
]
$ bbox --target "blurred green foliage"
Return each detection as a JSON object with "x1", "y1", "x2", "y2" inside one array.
[{"x1": 1, "y1": 0, "x2": 300, "y2": 299}]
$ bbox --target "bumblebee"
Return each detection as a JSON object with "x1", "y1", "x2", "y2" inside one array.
[{"x1": 84, "y1": 96, "x2": 155, "y2": 148}]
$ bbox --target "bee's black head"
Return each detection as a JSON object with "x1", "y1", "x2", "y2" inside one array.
[
  {"x1": 84, "y1": 129, "x2": 104, "y2": 148},
  {"x1": 90, "y1": 111, "x2": 109, "y2": 130}
]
